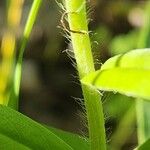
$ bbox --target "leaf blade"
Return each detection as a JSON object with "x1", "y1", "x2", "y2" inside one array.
[
  {"x1": 134, "y1": 138, "x2": 150, "y2": 150},
  {"x1": 101, "y1": 49, "x2": 150, "y2": 70},
  {"x1": 82, "y1": 68, "x2": 150, "y2": 100},
  {"x1": 0, "y1": 105, "x2": 73, "y2": 150},
  {"x1": 46, "y1": 126, "x2": 89, "y2": 150}
]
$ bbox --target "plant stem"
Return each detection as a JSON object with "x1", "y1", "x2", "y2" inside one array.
[
  {"x1": 82, "y1": 85, "x2": 106, "y2": 150},
  {"x1": 136, "y1": 1, "x2": 150, "y2": 144},
  {"x1": 111, "y1": 104, "x2": 135, "y2": 150},
  {"x1": 64, "y1": 1, "x2": 106, "y2": 149},
  {"x1": 9, "y1": 0, "x2": 42, "y2": 109}
]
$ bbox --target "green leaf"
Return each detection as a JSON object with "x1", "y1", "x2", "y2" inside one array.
[
  {"x1": 0, "y1": 105, "x2": 73, "y2": 150},
  {"x1": 9, "y1": 0, "x2": 42, "y2": 110},
  {"x1": 82, "y1": 49, "x2": 150, "y2": 100},
  {"x1": 0, "y1": 133, "x2": 29, "y2": 150},
  {"x1": 46, "y1": 126, "x2": 89, "y2": 150},
  {"x1": 135, "y1": 138, "x2": 150, "y2": 150},
  {"x1": 101, "y1": 49, "x2": 150, "y2": 70},
  {"x1": 82, "y1": 68, "x2": 150, "y2": 100}
]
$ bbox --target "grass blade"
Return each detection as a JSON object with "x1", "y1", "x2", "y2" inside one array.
[
  {"x1": 9, "y1": 0, "x2": 42, "y2": 109},
  {"x1": 0, "y1": 105, "x2": 73, "y2": 150}
]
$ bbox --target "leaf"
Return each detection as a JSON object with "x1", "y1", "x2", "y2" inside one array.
[
  {"x1": 82, "y1": 68, "x2": 150, "y2": 100},
  {"x1": 0, "y1": 105, "x2": 73, "y2": 150},
  {"x1": 46, "y1": 126, "x2": 89, "y2": 150},
  {"x1": 82, "y1": 49, "x2": 150, "y2": 100},
  {"x1": 9, "y1": 0, "x2": 42, "y2": 110},
  {"x1": 101, "y1": 49, "x2": 150, "y2": 70},
  {"x1": 134, "y1": 138, "x2": 150, "y2": 150},
  {"x1": 0, "y1": 133, "x2": 29, "y2": 150}
]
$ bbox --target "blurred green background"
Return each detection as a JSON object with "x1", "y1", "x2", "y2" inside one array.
[{"x1": 0, "y1": 0, "x2": 148, "y2": 149}]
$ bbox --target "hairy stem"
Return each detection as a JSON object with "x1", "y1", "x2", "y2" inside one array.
[{"x1": 64, "y1": 1, "x2": 106, "y2": 149}]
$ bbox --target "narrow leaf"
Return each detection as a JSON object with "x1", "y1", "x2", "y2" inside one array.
[
  {"x1": 47, "y1": 126, "x2": 89, "y2": 150},
  {"x1": 0, "y1": 105, "x2": 73, "y2": 150},
  {"x1": 134, "y1": 138, "x2": 150, "y2": 150}
]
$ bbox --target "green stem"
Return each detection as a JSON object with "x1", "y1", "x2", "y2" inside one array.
[
  {"x1": 9, "y1": 0, "x2": 42, "y2": 109},
  {"x1": 111, "y1": 104, "x2": 135, "y2": 150},
  {"x1": 136, "y1": 1, "x2": 150, "y2": 144},
  {"x1": 136, "y1": 99, "x2": 146, "y2": 144},
  {"x1": 82, "y1": 85, "x2": 106, "y2": 150},
  {"x1": 64, "y1": 1, "x2": 106, "y2": 150}
]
